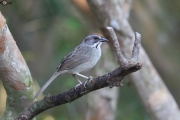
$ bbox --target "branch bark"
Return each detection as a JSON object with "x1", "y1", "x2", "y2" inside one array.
[
  {"x1": 0, "y1": 12, "x2": 35, "y2": 120},
  {"x1": 87, "y1": 0, "x2": 180, "y2": 120},
  {"x1": 15, "y1": 27, "x2": 142, "y2": 120}
]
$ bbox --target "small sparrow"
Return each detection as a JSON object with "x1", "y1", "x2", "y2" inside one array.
[{"x1": 34, "y1": 33, "x2": 108, "y2": 99}]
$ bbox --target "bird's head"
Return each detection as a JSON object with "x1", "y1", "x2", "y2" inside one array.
[{"x1": 81, "y1": 33, "x2": 108, "y2": 48}]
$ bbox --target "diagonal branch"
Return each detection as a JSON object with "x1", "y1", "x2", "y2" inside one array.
[
  {"x1": 15, "y1": 28, "x2": 142, "y2": 120},
  {"x1": 107, "y1": 27, "x2": 126, "y2": 65},
  {"x1": 87, "y1": 0, "x2": 180, "y2": 119}
]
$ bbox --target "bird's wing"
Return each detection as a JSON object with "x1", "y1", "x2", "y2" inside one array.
[
  {"x1": 34, "y1": 46, "x2": 92, "y2": 99},
  {"x1": 57, "y1": 46, "x2": 92, "y2": 71}
]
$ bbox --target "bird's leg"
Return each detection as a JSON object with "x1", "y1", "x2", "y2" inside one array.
[
  {"x1": 72, "y1": 74, "x2": 83, "y2": 90},
  {"x1": 76, "y1": 73, "x2": 93, "y2": 88},
  {"x1": 73, "y1": 74, "x2": 83, "y2": 84},
  {"x1": 75, "y1": 73, "x2": 89, "y2": 79}
]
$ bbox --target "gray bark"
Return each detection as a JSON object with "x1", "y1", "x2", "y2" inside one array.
[
  {"x1": 87, "y1": 0, "x2": 180, "y2": 120},
  {"x1": 0, "y1": 12, "x2": 35, "y2": 120}
]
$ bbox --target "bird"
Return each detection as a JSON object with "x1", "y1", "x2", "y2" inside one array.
[{"x1": 34, "y1": 33, "x2": 108, "y2": 99}]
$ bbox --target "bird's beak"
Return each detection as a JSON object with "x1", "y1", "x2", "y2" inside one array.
[{"x1": 100, "y1": 37, "x2": 108, "y2": 42}]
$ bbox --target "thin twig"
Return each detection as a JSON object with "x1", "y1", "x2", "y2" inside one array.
[
  {"x1": 106, "y1": 27, "x2": 127, "y2": 65},
  {"x1": 132, "y1": 32, "x2": 141, "y2": 60}
]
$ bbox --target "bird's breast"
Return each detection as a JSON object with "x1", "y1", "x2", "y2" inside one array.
[
  {"x1": 69, "y1": 47, "x2": 101, "y2": 74},
  {"x1": 82, "y1": 47, "x2": 101, "y2": 72},
  {"x1": 90, "y1": 47, "x2": 101, "y2": 63}
]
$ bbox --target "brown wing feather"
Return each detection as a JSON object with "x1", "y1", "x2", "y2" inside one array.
[{"x1": 57, "y1": 46, "x2": 92, "y2": 71}]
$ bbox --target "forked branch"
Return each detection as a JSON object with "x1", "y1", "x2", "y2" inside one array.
[{"x1": 15, "y1": 27, "x2": 142, "y2": 120}]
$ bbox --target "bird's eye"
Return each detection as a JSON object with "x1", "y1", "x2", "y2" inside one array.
[{"x1": 94, "y1": 37, "x2": 98, "y2": 40}]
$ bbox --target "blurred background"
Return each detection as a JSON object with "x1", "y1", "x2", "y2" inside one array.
[{"x1": 0, "y1": 0, "x2": 180, "y2": 120}]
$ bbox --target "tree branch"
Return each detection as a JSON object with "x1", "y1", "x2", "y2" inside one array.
[
  {"x1": 107, "y1": 27, "x2": 126, "y2": 64},
  {"x1": 0, "y1": 12, "x2": 35, "y2": 119},
  {"x1": 87, "y1": 0, "x2": 180, "y2": 119},
  {"x1": 131, "y1": 32, "x2": 141, "y2": 60},
  {"x1": 15, "y1": 27, "x2": 142, "y2": 120}
]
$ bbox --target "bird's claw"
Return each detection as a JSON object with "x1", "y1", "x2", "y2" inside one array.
[
  {"x1": 84, "y1": 76, "x2": 94, "y2": 88},
  {"x1": 84, "y1": 81, "x2": 88, "y2": 88},
  {"x1": 75, "y1": 76, "x2": 94, "y2": 92},
  {"x1": 88, "y1": 76, "x2": 93, "y2": 82},
  {"x1": 75, "y1": 83, "x2": 82, "y2": 91}
]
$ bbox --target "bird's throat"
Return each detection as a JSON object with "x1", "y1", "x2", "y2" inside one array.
[{"x1": 96, "y1": 42, "x2": 102, "y2": 48}]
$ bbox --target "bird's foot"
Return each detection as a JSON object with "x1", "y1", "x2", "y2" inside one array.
[
  {"x1": 75, "y1": 83, "x2": 82, "y2": 91},
  {"x1": 75, "y1": 83, "x2": 89, "y2": 95},
  {"x1": 88, "y1": 76, "x2": 93, "y2": 82},
  {"x1": 84, "y1": 76, "x2": 94, "y2": 88},
  {"x1": 84, "y1": 81, "x2": 88, "y2": 88}
]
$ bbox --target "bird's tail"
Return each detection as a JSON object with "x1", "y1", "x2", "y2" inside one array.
[{"x1": 34, "y1": 71, "x2": 63, "y2": 99}]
